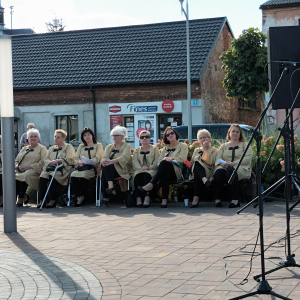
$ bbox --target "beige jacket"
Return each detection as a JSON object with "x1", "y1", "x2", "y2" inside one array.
[
  {"x1": 101, "y1": 142, "x2": 132, "y2": 180},
  {"x1": 189, "y1": 146, "x2": 218, "y2": 181},
  {"x1": 40, "y1": 143, "x2": 75, "y2": 186},
  {"x1": 214, "y1": 141, "x2": 253, "y2": 180},
  {"x1": 159, "y1": 143, "x2": 188, "y2": 180},
  {"x1": 15, "y1": 144, "x2": 48, "y2": 191},
  {"x1": 71, "y1": 142, "x2": 104, "y2": 179}
]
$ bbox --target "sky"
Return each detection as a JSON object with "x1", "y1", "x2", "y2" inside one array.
[{"x1": 1, "y1": 0, "x2": 265, "y2": 37}]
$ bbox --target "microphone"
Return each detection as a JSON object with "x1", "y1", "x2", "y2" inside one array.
[{"x1": 272, "y1": 61, "x2": 300, "y2": 67}]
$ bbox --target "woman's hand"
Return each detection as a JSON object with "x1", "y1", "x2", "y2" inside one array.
[
  {"x1": 163, "y1": 157, "x2": 173, "y2": 162},
  {"x1": 18, "y1": 166, "x2": 32, "y2": 172},
  {"x1": 49, "y1": 159, "x2": 61, "y2": 166},
  {"x1": 77, "y1": 160, "x2": 84, "y2": 167},
  {"x1": 102, "y1": 159, "x2": 116, "y2": 167},
  {"x1": 220, "y1": 161, "x2": 234, "y2": 169}
]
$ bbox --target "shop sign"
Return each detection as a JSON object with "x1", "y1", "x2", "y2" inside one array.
[
  {"x1": 127, "y1": 104, "x2": 158, "y2": 113},
  {"x1": 110, "y1": 115, "x2": 123, "y2": 130},
  {"x1": 162, "y1": 100, "x2": 174, "y2": 113},
  {"x1": 109, "y1": 105, "x2": 122, "y2": 113}
]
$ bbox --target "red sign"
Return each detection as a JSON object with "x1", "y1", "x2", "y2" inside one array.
[
  {"x1": 109, "y1": 105, "x2": 121, "y2": 113},
  {"x1": 162, "y1": 100, "x2": 174, "y2": 113},
  {"x1": 136, "y1": 127, "x2": 146, "y2": 138},
  {"x1": 110, "y1": 115, "x2": 123, "y2": 130}
]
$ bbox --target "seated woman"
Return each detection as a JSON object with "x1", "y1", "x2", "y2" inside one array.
[
  {"x1": 214, "y1": 124, "x2": 253, "y2": 208},
  {"x1": 0, "y1": 136, "x2": 3, "y2": 207},
  {"x1": 70, "y1": 128, "x2": 103, "y2": 207},
  {"x1": 189, "y1": 129, "x2": 218, "y2": 208},
  {"x1": 38, "y1": 129, "x2": 75, "y2": 208},
  {"x1": 139, "y1": 127, "x2": 188, "y2": 208},
  {"x1": 100, "y1": 126, "x2": 132, "y2": 206},
  {"x1": 15, "y1": 129, "x2": 48, "y2": 207},
  {"x1": 132, "y1": 130, "x2": 159, "y2": 208}
]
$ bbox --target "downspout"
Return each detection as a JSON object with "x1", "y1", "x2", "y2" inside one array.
[{"x1": 90, "y1": 86, "x2": 97, "y2": 138}]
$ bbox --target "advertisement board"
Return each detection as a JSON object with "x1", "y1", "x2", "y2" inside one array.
[{"x1": 134, "y1": 114, "x2": 156, "y2": 148}]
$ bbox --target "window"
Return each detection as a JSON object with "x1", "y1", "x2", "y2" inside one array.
[{"x1": 56, "y1": 115, "x2": 78, "y2": 143}]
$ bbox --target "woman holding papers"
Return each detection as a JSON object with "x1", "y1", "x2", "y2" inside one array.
[
  {"x1": 15, "y1": 129, "x2": 47, "y2": 206},
  {"x1": 214, "y1": 124, "x2": 253, "y2": 208},
  {"x1": 138, "y1": 127, "x2": 188, "y2": 208},
  {"x1": 70, "y1": 128, "x2": 103, "y2": 207},
  {"x1": 100, "y1": 126, "x2": 132, "y2": 207},
  {"x1": 132, "y1": 130, "x2": 159, "y2": 208},
  {"x1": 38, "y1": 129, "x2": 75, "y2": 208},
  {"x1": 189, "y1": 129, "x2": 218, "y2": 208}
]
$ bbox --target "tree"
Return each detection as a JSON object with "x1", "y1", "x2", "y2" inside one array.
[
  {"x1": 45, "y1": 17, "x2": 66, "y2": 32},
  {"x1": 220, "y1": 28, "x2": 268, "y2": 102}
]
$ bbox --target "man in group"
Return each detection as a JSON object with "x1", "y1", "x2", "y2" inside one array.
[{"x1": 20, "y1": 123, "x2": 41, "y2": 147}]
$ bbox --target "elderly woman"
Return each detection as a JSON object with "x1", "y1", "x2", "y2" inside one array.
[
  {"x1": 38, "y1": 129, "x2": 75, "y2": 208},
  {"x1": 100, "y1": 125, "x2": 132, "y2": 207},
  {"x1": 189, "y1": 129, "x2": 218, "y2": 208},
  {"x1": 70, "y1": 128, "x2": 103, "y2": 207},
  {"x1": 0, "y1": 136, "x2": 2, "y2": 207},
  {"x1": 15, "y1": 129, "x2": 48, "y2": 207},
  {"x1": 132, "y1": 130, "x2": 159, "y2": 208},
  {"x1": 214, "y1": 124, "x2": 253, "y2": 208},
  {"x1": 139, "y1": 127, "x2": 188, "y2": 208}
]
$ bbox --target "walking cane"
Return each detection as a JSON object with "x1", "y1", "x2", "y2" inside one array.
[{"x1": 39, "y1": 164, "x2": 63, "y2": 211}]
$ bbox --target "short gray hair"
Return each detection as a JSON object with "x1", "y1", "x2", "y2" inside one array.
[
  {"x1": 27, "y1": 123, "x2": 35, "y2": 129},
  {"x1": 110, "y1": 126, "x2": 128, "y2": 139},
  {"x1": 27, "y1": 128, "x2": 41, "y2": 140},
  {"x1": 197, "y1": 129, "x2": 211, "y2": 141}
]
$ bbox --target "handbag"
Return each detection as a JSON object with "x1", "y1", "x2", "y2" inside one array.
[
  {"x1": 125, "y1": 190, "x2": 136, "y2": 207},
  {"x1": 58, "y1": 194, "x2": 76, "y2": 206},
  {"x1": 46, "y1": 165, "x2": 64, "y2": 172},
  {"x1": 240, "y1": 172, "x2": 257, "y2": 200}
]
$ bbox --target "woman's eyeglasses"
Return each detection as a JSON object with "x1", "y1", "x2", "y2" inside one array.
[
  {"x1": 140, "y1": 136, "x2": 150, "y2": 139},
  {"x1": 199, "y1": 136, "x2": 209, "y2": 140},
  {"x1": 112, "y1": 135, "x2": 121, "y2": 138},
  {"x1": 166, "y1": 131, "x2": 175, "y2": 137}
]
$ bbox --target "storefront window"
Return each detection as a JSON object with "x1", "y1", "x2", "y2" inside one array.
[
  {"x1": 158, "y1": 114, "x2": 182, "y2": 139},
  {"x1": 56, "y1": 115, "x2": 78, "y2": 143}
]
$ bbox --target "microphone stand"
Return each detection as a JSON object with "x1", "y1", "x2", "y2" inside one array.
[{"x1": 228, "y1": 67, "x2": 290, "y2": 300}]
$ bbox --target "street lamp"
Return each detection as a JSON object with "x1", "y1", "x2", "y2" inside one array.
[
  {"x1": 179, "y1": 0, "x2": 192, "y2": 143},
  {"x1": 0, "y1": 35, "x2": 17, "y2": 233}
]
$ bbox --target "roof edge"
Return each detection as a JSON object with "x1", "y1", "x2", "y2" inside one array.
[{"x1": 260, "y1": 3, "x2": 300, "y2": 9}]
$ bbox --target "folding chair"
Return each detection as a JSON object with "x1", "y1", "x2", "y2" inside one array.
[{"x1": 39, "y1": 164, "x2": 63, "y2": 211}]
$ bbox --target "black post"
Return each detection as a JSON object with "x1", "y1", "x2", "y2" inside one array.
[{"x1": 90, "y1": 86, "x2": 97, "y2": 139}]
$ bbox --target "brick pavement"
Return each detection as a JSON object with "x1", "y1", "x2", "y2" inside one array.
[{"x1": 0, "y1": 202, "x2": 300, "y2": 299}]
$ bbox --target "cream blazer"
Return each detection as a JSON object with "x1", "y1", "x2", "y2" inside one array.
[
  {"x1": 101, "y1": 142, "x2": 132, "y2": 180},
  {"x1": 189, "y1": 146, "x2": 218, "y2": 181},
  {"x1": 15, "y1": 144, "x2": 48, "y2": 191},
  {"x1": 71, "y1": 142, "x2": 104, "y2": 179},
  {"x1": 214, "y1": 141, "x2": 253, "y2": 180},
  {"x1": 40, "y1": 143, "x2": 75, "y2": 186}
]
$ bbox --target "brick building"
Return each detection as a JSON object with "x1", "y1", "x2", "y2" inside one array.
[{"x1": 11, "y1": 17, "x2": 259, "y2": 150}]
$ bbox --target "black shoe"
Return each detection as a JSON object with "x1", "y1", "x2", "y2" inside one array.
[
  {"x1": 190, "y1": 202, "x2": 199, "y2": 208},
  {"x1": 205, "y1": 180, "x2": 211, "y2": 188},
  {"x1": 215, "y1": 201, "x2": 222, "y2": 207},
  {"x1": 228, "y1": 201, "x2": 240, "y2": 208},
  {"x1": 106, "y1": 187, "x2": 115, "y2": 195},
  {"x1": 24, "y1": 194, "x2": 30, "y2": 205},
  {"x1": 137, "y1": 204, "x2": 143, "y2": 208},
  {"x1": 143, "y1": 204, "x2": 150, "y2": 208},
  {"x1": 37, "y1": 205, "x2": 41, "y2": 209},
  {"x1": 46, "y1": 202, "x2": 56, "y2": 208},
  {"x1": 161, "y1": 201, "x2": 168, "y2": 208},
  {"x1": 101, "y1": 200, "x2": 109, "y2": 207},
  {"x1": 138, "y1": 186, "x2": 150, "y2": 196},
  {"x1": 16, "y1": 202, "x2": 23, "y2": 207},
  {"x1": 0, "y1": 204, "x2": 3, "y2": 207},
  {"x1": 74, "y1": 202, "x2": 85, "y2": 207}
]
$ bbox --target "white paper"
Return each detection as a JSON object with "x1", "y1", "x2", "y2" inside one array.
[
  {"x1": 82, "y1": 156, "x2": 96, "y2": 166},
  {"x1": 218, "y1": 159, "x2": 227, "y2": 164}
]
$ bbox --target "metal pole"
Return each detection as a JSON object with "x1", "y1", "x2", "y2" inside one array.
[
  {"x1": 2, "y1": 117, "x2": 17, "y2": 232},
  {"x1": 0, "y1": 35, "x2": 17, "y2": 233},
  {"x1": 186, "y1": 0, "x2": 192, "y2": 143}
]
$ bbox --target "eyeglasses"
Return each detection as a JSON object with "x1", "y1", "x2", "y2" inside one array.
[
  {"x1": 166, "y1": 131, "x2": 175, "y2": 137},
  {"x1": 112, "y1": 135, "x2": 121, "y2": 138},
  {"x1": 199, "y1": 136, "x2": 209, "y2": 140},
  {"x1": 140, "y1": 136, "x2": 150, "y2": 139},
  {"x1": 231, "y1": 130, "x2": 240, "y2": 134}
]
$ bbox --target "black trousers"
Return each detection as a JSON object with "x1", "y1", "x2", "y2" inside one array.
[
  {"x1": 38, "y1": 176, "x2": 60, "y2": 202},
  {"x1": 134, "y1": 172, "x2": 152, "y2": 198},
  {"x1": 70, "y1": 177, "x2": 89, "y2": 197},
  {"x1": 0, "y1": 174, "x2": 2, "y2": 196},
  {"x1": 16, "y1": 180, "x2": 28, "y2": 198},
  {"x1": 151, "y1": 160, "x2": 177, "y2": 199},
  {"x1": 102, "y1": 164, "x2": 121, "y2": 198},
  {"x1": 193, "y1": 162, "x2": 206, "y2": 197},
  {"x1": 213, "y1": 167, "x2": 240, "y2": 201}
]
